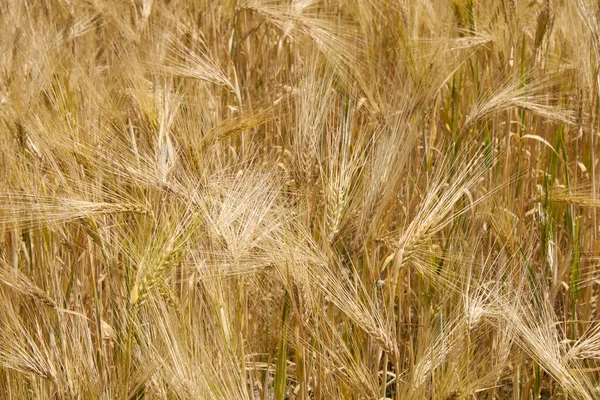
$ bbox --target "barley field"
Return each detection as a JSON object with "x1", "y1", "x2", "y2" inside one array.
[{"x1": 2, "y1": 0, "x2": 600, "y2": 398}]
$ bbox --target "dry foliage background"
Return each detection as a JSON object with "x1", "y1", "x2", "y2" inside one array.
[{"x1": 2, "y1": 0, "x2": 600, "y2": 398}]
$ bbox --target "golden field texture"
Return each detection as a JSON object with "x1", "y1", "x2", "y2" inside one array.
[{"x1": 3, "y1": 0, "x2": 600, "y2": 398}]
